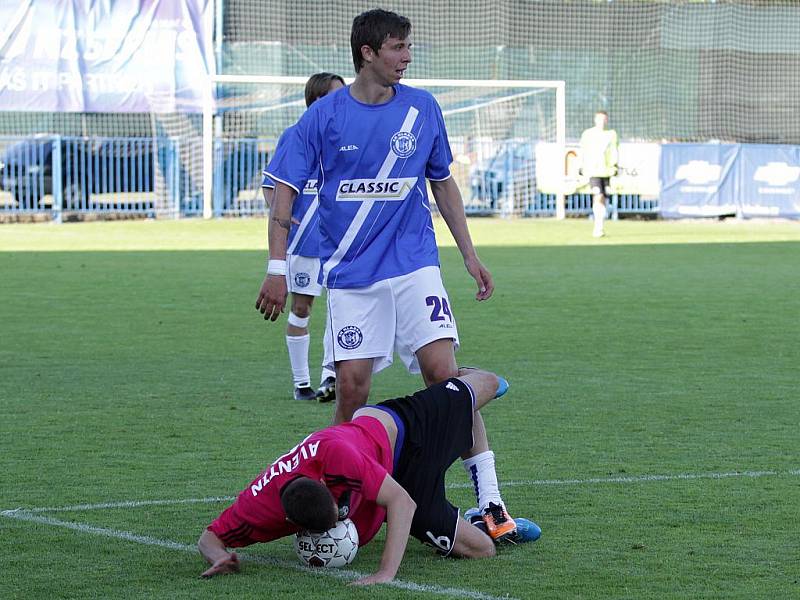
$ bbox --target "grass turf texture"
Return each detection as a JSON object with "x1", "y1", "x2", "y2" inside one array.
[{"x1": 1, "y1": 218, "x2": 799, "y2": 599}]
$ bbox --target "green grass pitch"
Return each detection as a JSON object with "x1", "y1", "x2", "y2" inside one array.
[{"x1": 1, "y1": 217, "x2": 799, "y2": 599}]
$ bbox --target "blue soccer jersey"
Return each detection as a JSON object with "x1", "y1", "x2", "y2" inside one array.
[
  {"x1": 263, "y1": 126, "x2": 321, "y2": 258},
  {"x1": 266, "y1": 84, "x2": 453, "y2": 289}
]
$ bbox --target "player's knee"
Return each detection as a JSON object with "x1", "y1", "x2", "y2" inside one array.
[
  {"x1": 455, "y1": 533, "x2": 496, "y2": 559},
  {"x1": 290, "y1": 299, "x2": 312, "y2": 319},
  {"x1": 336, "y1": 375, "x2": 369, "y2": 407},
  {"x1": 478, "y1": 371, "x2": 500, "y2": 393},
  {"x1": 287, "y1": 311, "x2": 310, "y2": 329},
  {"x1": 424, "y1": 362, "x2": 458, "y2": 386},
  {"x1": 473, "y1": 539, "x2": 497, "y2": 559}
]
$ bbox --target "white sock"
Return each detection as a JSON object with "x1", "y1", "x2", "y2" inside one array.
[
  {"x1": 285, "y1": 334, "x2": 310, "y2": 387},
  {"x1": 462, "y1": 450, "x2": 503, "y2": 510},
  {"x1": 320, "y1": 366, "x2": 336, "y2": 384},
  {"x1": 593, "y1": 202, "x2": 605, "y2": 234}
]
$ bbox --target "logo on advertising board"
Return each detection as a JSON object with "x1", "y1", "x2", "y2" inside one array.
[
  {"x1": 675, "y1": 160, "x2": 722, "y2": 193},
  {"x1": 753, "y1": 162, "x2": 800, "y2": 195}
]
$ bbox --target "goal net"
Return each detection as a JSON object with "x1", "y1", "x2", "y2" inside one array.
[{"x1": 203, "y1": 75, "x2": 565, "y2": 218}]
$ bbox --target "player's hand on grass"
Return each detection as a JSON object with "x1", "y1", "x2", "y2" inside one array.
[
  {"x1": 200, "y1": 552, "x2": 240, "y2": 578},
  {"x1": 465, "y1": 255, "x2": 494, "y2": 301},
  {"x1": 350, "y1": 570, "x2": 395, "y2": 586},
  {"x1": 255, "y1": 274, "x2": 287, "y2": 321}
]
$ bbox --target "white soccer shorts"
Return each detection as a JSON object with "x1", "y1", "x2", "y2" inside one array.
[
  {"x1": 323, "y1": 266, "x2": 460, "y2": 374},
  {"x1": 286, "y1": 254, "x2": 323, "y2": 296}
]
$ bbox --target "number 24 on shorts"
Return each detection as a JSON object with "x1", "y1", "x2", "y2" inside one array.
[{"x1": 426, "y1": 296, "x2": 452, "y2": 322}]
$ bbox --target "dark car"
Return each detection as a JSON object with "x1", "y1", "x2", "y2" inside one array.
[
  {"x1": 0, "y1": 135, "x2": 268, "y2": 215},
  {"x1": 0, "y1": 136, "x2": 155, "y2": 209}
]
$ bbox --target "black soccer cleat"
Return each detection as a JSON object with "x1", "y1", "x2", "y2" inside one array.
[
  {"x1": 316, "y1": 376, "x2": 336, "y2": 403},
  {"x1": 293, "y1": 386, "x2": 316, "y2": 401}
]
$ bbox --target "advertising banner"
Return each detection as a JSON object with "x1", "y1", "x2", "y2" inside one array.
[
  {"x1": 535, "y1": 142, "x2": 661, "y2": 196},
  {"x1": 659, "y1": 144, "x2": 740, "y2": 217},
  {"x1": 0, "y1": 0, "x2": 213, "y2": 113},
  {"x1": 738, "y1": 144, "x2": 800, "y2": 218}
]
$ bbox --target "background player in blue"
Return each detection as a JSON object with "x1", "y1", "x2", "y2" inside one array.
[
  {"x1": 257, "y1": 9, "x2": 521, "y2": 541},
  {"x1": 260, "y1": 73, "x2": 345, "y2": 401}
]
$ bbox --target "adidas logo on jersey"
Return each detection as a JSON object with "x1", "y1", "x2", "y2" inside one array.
[
  {"x1": 339, "y1": 144, "x2": 359, "y2": 152},
  {"x1": 446, "y1": 382, "x2": 459, "y2": 391},
  {"x1": 336, "y1": 177, "x2": 417, "y2": 202}
]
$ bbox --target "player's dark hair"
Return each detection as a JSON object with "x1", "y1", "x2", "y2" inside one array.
[
  {"x1": 351, "y1": 9, "x2": 411, "y2": 73},
  {"x1": 280, "y1": 477, "x2": 337, "y2": 533},
  {"x1": 595, "y1": 110, "x2": 609, "y2": 117},
  {"x1": 304, "y1": 73, "x2": 345, "y2": 108}
]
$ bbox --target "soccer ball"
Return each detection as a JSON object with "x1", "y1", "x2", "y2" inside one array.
[{"x1": 293, "y1": 518, "x2": 359, "y2": 567}]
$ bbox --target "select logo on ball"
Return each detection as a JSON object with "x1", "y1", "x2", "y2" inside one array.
[{"x1": 294, "y1": 518, "x2": 359, "y2": 568}]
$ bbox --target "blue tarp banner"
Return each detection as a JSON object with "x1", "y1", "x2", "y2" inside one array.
[
  {"x1": 660, "y1": 144, "x2": 740, "y2": 218},
  {"x1": 738, "y1": 144, "x2": 800, "y2": 218},
  {"x1": 0, "y1": 0, "x2": 213, "y2": 113}
]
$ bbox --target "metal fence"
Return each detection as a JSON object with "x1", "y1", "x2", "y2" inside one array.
[
  {"x1": 523, "y1": 193, "x2": 659, "y2": 218},
  {"x1": 1, "y1": 134, "x2": 660, "y2": 220},
  {"x1": 0, "y1": 135, "x2": 271, "y2": 220}
]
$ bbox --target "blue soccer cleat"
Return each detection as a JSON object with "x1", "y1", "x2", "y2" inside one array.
[
  {"x1": 464, "y1": 507, "x2": 481, "y2": 522},
  {"x1": 464, "y1": 507, "x2": 541, "y2": 544},
  {"x1": 512, "y1": 517, "x2": 541, "y2": 543},
  {"x1": 494, "y1": 376, "x2": 509, "y2": 398}
]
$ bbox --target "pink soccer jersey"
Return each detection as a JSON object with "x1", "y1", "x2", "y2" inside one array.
[{"x1": 208, "y1": 416, "x2": 393, "y2": 547}]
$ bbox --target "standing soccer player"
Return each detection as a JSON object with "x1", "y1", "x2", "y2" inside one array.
[
  {"x1": 261, "y1": 73, "x2": 345, "y2": 401},
  {"x1": 257, "y1": 9, "x2": 519, "y2": 540},
  {"x1": 579, "y1": 110, "x2": 619, "y2": 237}
]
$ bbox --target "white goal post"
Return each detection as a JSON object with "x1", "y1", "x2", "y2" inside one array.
[{"x1": 203, "y1": 75, "x2": 566, "y2": 219}]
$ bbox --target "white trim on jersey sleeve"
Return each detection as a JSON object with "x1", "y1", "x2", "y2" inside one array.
[
  {"x1": 427, "y1": 173, "x2": 453, "y2": 182},
  {"x1": 265, "y1": 172, "x2": 300, "y2": 195}
]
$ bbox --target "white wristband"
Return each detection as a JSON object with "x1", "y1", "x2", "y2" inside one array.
[{"x1": 267, "y1": 259, "x2": 287, "y2": 276}]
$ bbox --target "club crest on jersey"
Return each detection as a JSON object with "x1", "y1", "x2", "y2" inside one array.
[
  {"x1": 336, "y1": 177, "x2": 417, "y2": 202},
  {"x1": 390, "y1": 131, "x2": 417, "y2": 158},
  {"x1": 294, "y1": 272, "x2": 311, "y2": 288},
  {"x1": 337, "y1": 326, "x2": 363, "y2": 350}
]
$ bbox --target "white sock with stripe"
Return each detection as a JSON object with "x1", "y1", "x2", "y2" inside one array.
[{"x1": 462, "y1": 450, "x2": 503, "y2": 510}]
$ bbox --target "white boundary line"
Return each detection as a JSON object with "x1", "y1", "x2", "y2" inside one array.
[
  {"x1": 8, "y1": 468, "x2": 799, "y2": 514},
  {"x1": 448, "y1": 468, "x2": 800, "y2": 489},
  {"x1": 14, "y1": 496, "x2": 237, "y2": 514},
  {"x1": 0, "y1": 510, "x2": 515, "y2": 600}
]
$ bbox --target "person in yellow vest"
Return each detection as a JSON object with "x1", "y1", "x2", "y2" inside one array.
[{"x1": 579, "y1": 111, "x2": 618, "y2": 237}]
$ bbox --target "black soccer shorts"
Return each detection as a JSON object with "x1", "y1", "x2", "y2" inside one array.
[
  {"x1": 376, "y1": 377, "x2": 475, "y2": 556},
  {"x1": 589, "y1": 176, "x2": 611, "y2": 196}
]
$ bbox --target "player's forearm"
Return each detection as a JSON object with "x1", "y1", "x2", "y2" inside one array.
[
  {"x1": 262, "y1": 186, "x2": 275, "y2": 210},
  {"x1": 376, "y1": 493, "x2": 417, "y2": 580},
  {"x1": 267, "y1": 183, "x2": 296, "y2": 260},
  {"x1": 198, "y1": 529, "x2": 230, "y2": 564},
  {"x1": 430, "y1": 178, "x2": 479, "y2": 261}
]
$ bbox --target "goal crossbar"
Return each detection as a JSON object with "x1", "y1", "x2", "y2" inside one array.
[{"x1": 203, "y1": 76, "x2": 566, "y2": 218}]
